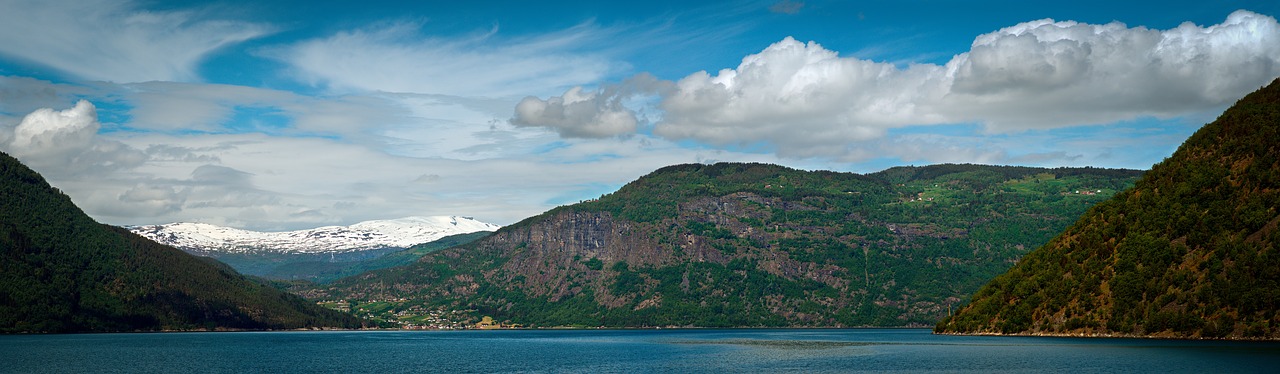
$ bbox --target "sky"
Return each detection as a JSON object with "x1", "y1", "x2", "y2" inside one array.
[{"x1": 1, "y1": 0, "x2": 1279, "y2": 231}]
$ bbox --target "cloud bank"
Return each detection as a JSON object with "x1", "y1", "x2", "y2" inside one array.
[{"x1": 515, "y1": 10, "x2": 1280, "y2": 160}]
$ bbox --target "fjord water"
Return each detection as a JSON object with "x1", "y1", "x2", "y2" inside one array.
[{"x1": 3, "y1": 329, "x2": 1278, "y2": 373}]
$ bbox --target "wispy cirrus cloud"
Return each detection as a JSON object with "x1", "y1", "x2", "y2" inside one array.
[
  {"x1": 0, "y1": 0, "x2": 273, "y2": 83},
  {"x1": 264, "y1": 20, "x2": 620, "y2": 97}
]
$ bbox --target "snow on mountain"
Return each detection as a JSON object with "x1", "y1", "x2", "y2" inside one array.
[{"x1": 130, "y1": 216, "x2": 501, "y2": 254}]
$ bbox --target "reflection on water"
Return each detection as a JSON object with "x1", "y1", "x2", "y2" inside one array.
[{"x1": 670, "y1": 338, "x2": 873, "y2": 348}]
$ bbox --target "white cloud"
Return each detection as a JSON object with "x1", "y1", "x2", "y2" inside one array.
[
  {"x1": 510, "y1": 73, "x2": 674, "y2": 138},
  {"x1": 8, "y1": 100, "x2": 99, "y2": 156},
  {"x1": 0, "y1": 0, "x2": 272, "y2": 83},
  {"x1": 267, "y1": 21, "x2": 617, "y2": 97},
  {"x1": 512, "y1": 86, "x2": 639, "y2": 138},
  {"x1": 654, "y1": 37, "x2": 950, "y2": 158},
  {"x1": 527, "y1": 10, "x2": 1280, "y2": 161},
  {"x1": 1, "y1": 100, "x2": 146, "y2": 178},
  {"x1": 944, "y1": 9, "x2": 1280, "y2": 130}
]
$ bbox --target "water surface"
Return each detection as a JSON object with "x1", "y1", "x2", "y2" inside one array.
[{"x1": 2, "y1": 329, "x2": 1278, "y2": 373}]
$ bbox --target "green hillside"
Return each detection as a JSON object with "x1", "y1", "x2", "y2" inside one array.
[
  {"x1": 0, "y1": 151, "x2": 365, "y2": 333},
  {"x1": 307, "y1": 162, "x2": 1141, "y2": 328},
  {"x1": 936, "y1": 79, "x2": 1280, "y2": 339}
]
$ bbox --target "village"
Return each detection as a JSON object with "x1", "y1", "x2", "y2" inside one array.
[{"x1": 316, "y1": 299, "x2": 511, "y2": 330}]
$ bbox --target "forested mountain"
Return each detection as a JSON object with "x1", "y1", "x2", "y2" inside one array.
[
  {"x1": 0, "y1": 151, "x2": 364, "y2": 333},
  {"x1": 306, "y1": 162, "x2": 1141, "y2": 328},
  {"x1": 936, "y1": 79, "x2": 1280, "y2": 339}
]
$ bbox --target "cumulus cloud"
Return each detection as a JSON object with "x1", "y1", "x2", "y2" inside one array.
[
  {"x1": 0, "y1": 0, "x2": 272, "y2": 83},
  {"x1": 7, "y1": 100, "x2": 100, "y2": 157},
  {"x1": 511, "y1": 74, "x2": 672, "y2": 138},
  {"x1": 512, "y1": 87, "x2": 639, "y2": 138},
  {"x1": 944, "y1": 9, "x2": 1280, "y2": 130},
  {"x1": 267, "y1": 21, "x2": 616, "y2": 97},
  {"x1": 655, "y1": 37, "x2": 950, "y2": 158},
  {"x1": 1, "y1": 100, "x2": 146, "y2": 178},
  {"x1": 520, "y1": 10, "x2": 1280, "y2": 161}
]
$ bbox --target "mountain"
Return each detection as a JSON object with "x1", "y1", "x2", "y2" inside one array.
[
  {"x1": 239, "y1": 231, "x2": 493, "y2": 283},
  {"x1": 131, "y1": 216, "x2": 500, "y2": 254},
  {"x1": 305, "y1": 162, "x2": 1143, "y2": 328},
  {"x1": 130, "y1": 216, "x2": 499, "y2": 282},
  {"x1": 936, "y1": 79, "x2": 1280, "y2": 339},
  {"x1": 0, "y1": 151, "x2": 365, "y2": 333}
]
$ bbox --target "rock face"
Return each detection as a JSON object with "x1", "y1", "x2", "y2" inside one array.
[
  {"x1": 313, "y1": 162, "x2": 1142, "y2": 328},
  {"x1": 936, "y1": 79, "x2": 1280, "y2": 340}
]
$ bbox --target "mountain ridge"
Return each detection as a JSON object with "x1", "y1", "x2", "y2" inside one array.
[{"x1": 131, "y1": 215, "x2": 500, "y2": 254}]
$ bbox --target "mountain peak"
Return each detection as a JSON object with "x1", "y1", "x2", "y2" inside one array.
[{"x1": 131, "y1": 215, "x2": 501, "y2": 254}]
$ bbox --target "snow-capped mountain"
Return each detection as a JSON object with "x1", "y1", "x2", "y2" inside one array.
[{"x1": 130, "y1": 216, "x2": 501, "y2": 254}]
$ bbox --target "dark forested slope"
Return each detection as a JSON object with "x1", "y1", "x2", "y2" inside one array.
[
  {"x1": 309, "y1": 162, "x2": 1141, "y2": 328},
  {"x1": 936, "y1": 79, "x2": 1280, "y2": 339},
  {"x1": 0, "y1": 152, "x2": 363, "y2": 333}
]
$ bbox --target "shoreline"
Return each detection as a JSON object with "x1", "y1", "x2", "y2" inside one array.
[{"x1": 933, "y1": 330, "x2": 1280, "y2": 342}]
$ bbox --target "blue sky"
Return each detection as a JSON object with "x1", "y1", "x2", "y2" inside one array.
[{"x1": 1, "y1": 0, "x2": 1278, "y2": 230}]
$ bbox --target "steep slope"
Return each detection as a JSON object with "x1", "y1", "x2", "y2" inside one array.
[
  {"x1": 308, "y1": 162, "x2": 1141, "y2": 328},
  {"x1": 936, "y1": 79, "x2": 1280, "y2": 339},
  {"x1": 0, "y1": 151, "x2": 364, "y2": 333}
]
